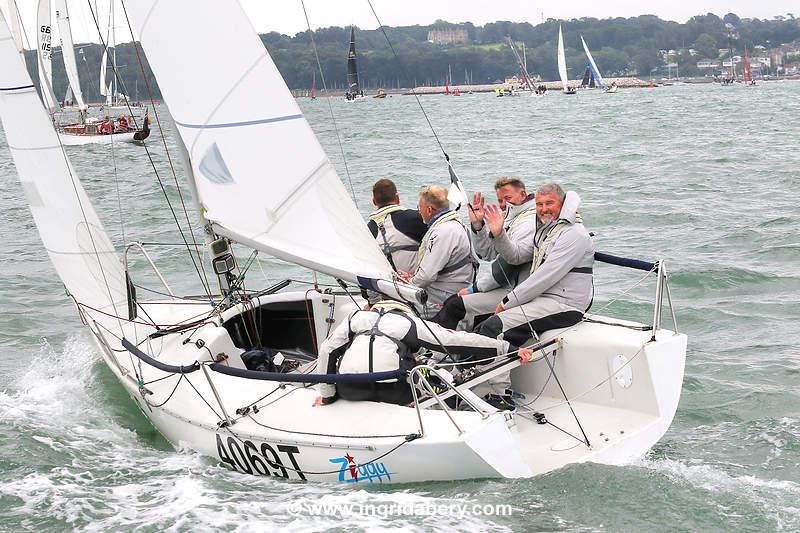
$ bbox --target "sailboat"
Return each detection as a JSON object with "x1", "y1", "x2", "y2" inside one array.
[
  {"x1": 38, "y1": 0, "x2": 149, "y2": 145},
  {"x1": 743, "y1": 48, "x2": 756, "y2": 86},
  {"x1": 310, "y1": 70, "x2": 316, "y2": 99},
  {"x1": 0, "y1": 2, "x2": 687, "y2": 484},
  {"x1": 506, "y1": 37, "x2": 542, "y2": 97},
  {"x1": 557, "y1": 26, "x2": 576, "y2": 95},
  {"x1": 579, "y1": 35, "x2": 611, "y2": 92},
  {"x1": 344, "y1": 26, "x2": 365, "y2": 101}
]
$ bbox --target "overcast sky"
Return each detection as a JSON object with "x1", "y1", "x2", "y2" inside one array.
[{"x1": 3, "y1": 0, "x2": 797, "y2": 47}]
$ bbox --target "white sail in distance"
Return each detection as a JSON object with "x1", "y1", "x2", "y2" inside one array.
[
  {"x1": 55, "y1": 0, "x2": 87, "y2": 111},
  {"x1": 0, "y1": 9, "x2": 127, "y2": 320},
  {"x1": 580, "y1": 35, "x2": 605, "y2": 90},
  {"x1": 124, "y1": 0, "x2": 394, "y2": 284},
  {"x1": 36, "y1": 0, "x2": 59, "y2": 112},
  {"x1": 557, "y1": 26, "x2": 570, "y2": 92},
  {"x1": 100, "y1": 48, "x2": 108, "y2": 96}
]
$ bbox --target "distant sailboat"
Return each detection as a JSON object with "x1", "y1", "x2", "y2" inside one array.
[
  {"x1": 580, "y1": 35, "x2": 606, "y2": 91},
  {"x1": 557, "y1": 26, "x2": 575, "y2": 95},
  {"x1": 310, "y1": 70, "x2": 316, "y2": 99},
  {"x1": 743, "y1": 47, "x2": 755, "y2": 85},
  {"x1": 49, "y1": 0, "x2": 149, "y2": 145},
  {"x1": 344, "y1": 26, "x2": 365, "y2": 101}
]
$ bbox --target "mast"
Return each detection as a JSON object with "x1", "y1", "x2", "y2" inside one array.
[{"x1": 506, "y1": 36, "x2": 536, "y2": 93}]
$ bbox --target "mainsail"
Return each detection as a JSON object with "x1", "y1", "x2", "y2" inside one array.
[
  {"x1": 124, "y1": 0, "x2": 395, "y2": 284},
  {"x1": 55, "y1": 0, "x2": 87, "y2": 111},
  {"x1": 36, "y1": 0, "x2": 59, "y2": 112},
  {"x1": 346, "y1": 26, "x2": 360, "y2": 95},
  {"x1": 0, "y1": 10, "x2": 127, "y2": 316},
  {"x1": 580, "y1": 35, "x2": 605, "y2": 90},
  {"x1": 557, "y1": 26, "x2": 570, "y2": 92}
]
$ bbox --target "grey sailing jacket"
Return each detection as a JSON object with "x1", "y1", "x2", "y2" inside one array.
[
  {"x1": 470, "y1": 195, "x2": 537, "y2": 292},
  {"x1": 501, "y1": 191, "x2": 594, "y2": 311},
  {"x1": 410, "y1": 212, "x2": 473, "y2": 306}
]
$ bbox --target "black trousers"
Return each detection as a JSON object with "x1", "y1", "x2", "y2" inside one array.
[{"x1": 338, "y1": 380, "x2": 413, "y2": 405}]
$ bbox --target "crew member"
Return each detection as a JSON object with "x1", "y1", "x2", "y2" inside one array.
[
  {"x1": 314, "y1": 300, "x2": 533, "y2": 405},
  {"x1": 433, "y1": 177, "x2": 536, "y2": 331},
  {"x1": 367, "y1": 179, "x2": 427, "y2": 274},
  {"x1": 398, "y1": 186, "x2": 473, "y2": 315},
  {"x1": 476, "y1": 183, "x2": 594, "y2": 347}
]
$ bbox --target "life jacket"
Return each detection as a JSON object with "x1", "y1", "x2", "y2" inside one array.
[
  {"x1": 368, "y1": 204, "x2": 418, "y2": 271},
  {"x1": 531, "y1": 220, "x2": 570, "y2": 274},
  {"x1": 341, "y1": 308, "x2": 419, "y2": 383},
  {"x1": 413, "y1": 210, "x2": 475, "y2": 279},
  {"x1": 530, "y1": 213, "x2": 589, "y2": 275}
]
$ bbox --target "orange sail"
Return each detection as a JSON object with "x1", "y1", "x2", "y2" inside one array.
[{"x1": 743, "y1": 48, "x2": 752, "y2": 82}]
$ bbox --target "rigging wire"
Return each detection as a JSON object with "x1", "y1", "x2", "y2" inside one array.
[
  {"x1": 299, "y1": 0, "x2": 358, "y2": 204},
  {"x1": 366, "y1": 0, "x2": 449, "y2": 161},
  {"x1": 86, "y1": 1, "x2": 214, "y2": 299}
]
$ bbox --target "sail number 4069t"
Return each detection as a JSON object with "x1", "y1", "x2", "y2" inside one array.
[{"x1": 216, "y1": 434, "x2": 306, "y2": 480}]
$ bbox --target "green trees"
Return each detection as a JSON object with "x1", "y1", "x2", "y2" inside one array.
[{"x1": 33, "y1": 13, "x2": 800, "y2": 99}]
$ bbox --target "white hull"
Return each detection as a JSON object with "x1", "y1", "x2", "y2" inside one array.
[
  {"x1": 57, "y1": 130, "x2": 142, "y2": 145},
  {"x1": 86, "y1": 290, "x2": 686, "y2": 484}
]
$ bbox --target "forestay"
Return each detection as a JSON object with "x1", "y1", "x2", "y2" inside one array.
[
  {"x1": 55, "y1": 0, "x2": 87, "y2": 111},
  {"x1": 580, "y1": 36, "x2": 605, "y2": 90},
  {"x1": 36, "y1": 0, "x2": 59, "y2": 112},
  {"x1": 557, "y1": 26, "x2": 569, "y2": 91},
  {"x1": 0, "y1": 11, "x2": 127, "y2": 317},
  {"x1": 125, "y1": 0, "x2": 394, "y2": 284}
]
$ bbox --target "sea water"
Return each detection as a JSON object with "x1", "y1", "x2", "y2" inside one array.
[{"x1": 1, "y1": 82, "x2": 798, "y2": 531}]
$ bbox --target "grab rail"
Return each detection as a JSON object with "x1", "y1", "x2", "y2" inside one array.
[
  {"x1": 594, "y1": 251, "x2": 678, "y2": 339},
  {"x1": 124, "y1": 241, "x2": 176, "y2": 298}
]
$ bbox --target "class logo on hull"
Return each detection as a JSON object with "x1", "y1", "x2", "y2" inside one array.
[{"x1": 329, "y1": 453, "x2": 392, "y2": 483}]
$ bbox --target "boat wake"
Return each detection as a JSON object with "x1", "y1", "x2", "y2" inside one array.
[{"x1": 0, "y1": 336, "x2": 517, "y2": 529}]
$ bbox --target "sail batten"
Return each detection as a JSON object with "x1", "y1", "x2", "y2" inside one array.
[{"x1": 125, "y1": 0, "x2": 393, "y2": 284}]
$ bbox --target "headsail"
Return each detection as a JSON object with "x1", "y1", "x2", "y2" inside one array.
[
  {"x1": 124, "y1": 0, "x2": 394, "y2": 284},
  {"x1": 36, "y1": 0, "x2": 59, "y2": 112},
  {"x1": 346, "y1": 26, "x2": 360, "y2": 95},
  {"x1": 557, "y1": 26, "x2": 570, "y2": 92},
  {"x1": 0, "y1": 10, "x2": 127, "y2": 317},
  {"x1": 580, "y1": 36, "x2": 605, "y2": 90},
  {"x1": 55, "y1": 0, "x2": 87, "y2": 111}
]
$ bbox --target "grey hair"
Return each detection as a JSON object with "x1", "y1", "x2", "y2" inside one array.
[
  {"x1": 418, "y1": 185, "x2": 449, "y2": 211},
  {"x1": 535, "y1": 183, "x2": 565, "y2": 201}
]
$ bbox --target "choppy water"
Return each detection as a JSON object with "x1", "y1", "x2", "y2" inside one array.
[{"x1": 1, "y1": 82, "x2": 799, "y2": 531}]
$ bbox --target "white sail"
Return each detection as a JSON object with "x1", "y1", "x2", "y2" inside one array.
[
  {"x1": 125, "y1": 0, "x2": 394, "y2": 283},
  {"x1": 54, "y1": 0, "x2": 87, "y2": 111},
  {"x1": 7, "y1": 0, "x2": 23, "y2": 53},
  {"x1": 36, "y1": 0, "x2": 59, "y2": 112},
  {"x1": 99, "y1": 48, "x2": 108, "y2": 96},
  {"x1": 580, "y1": 35, "x2": 605, "y2": 90},
  {"x1": 557, "y1": 26, "x2": 570, "y2": 92},
  {"x1": 0, "y1": 10, "x2": 127, "y2": 317}
]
